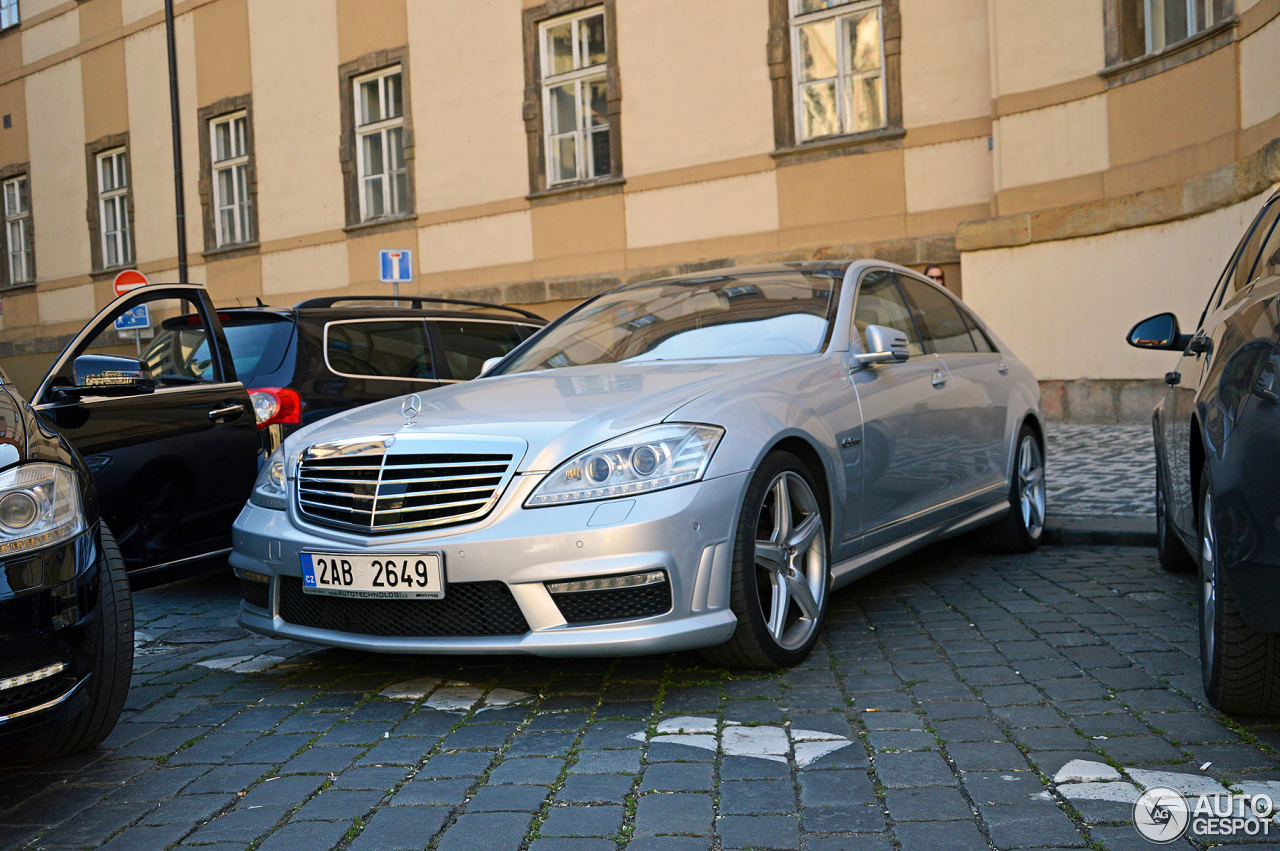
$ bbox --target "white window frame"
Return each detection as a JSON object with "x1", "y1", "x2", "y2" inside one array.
[
  {"x1": 1143, "y1": 0, "x2": 1221, "y2": 54},
  {"x1": 0, "y1": 0, "x2": 18, "y2": 30},
  {"x1": 539, "y1": 7, "x2": 610, "y2": 186},
  {"x1": 353, "y1": 66, "x2": 408, "y2": 222},
  {"x1": 96, "y1": 148, "x2": 131, "y2": 270},
  {"x1": 789, "y1": 0, "x2": 888, "y2": 144},
  {"x1": 209, "y1": 111, "x2": 252, "y2": 247},
  {"x1": 2, "y1": 175, "x2": 30, "y2": 286}
]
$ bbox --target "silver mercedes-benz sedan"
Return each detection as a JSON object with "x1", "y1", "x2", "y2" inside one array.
[{"x1": 231, "y1": 260, "x2": 1045, "y2": 668}]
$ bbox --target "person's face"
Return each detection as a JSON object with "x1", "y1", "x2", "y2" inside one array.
[{"x1": 926, "y1": 268, "x2": 945, "y2": 286}]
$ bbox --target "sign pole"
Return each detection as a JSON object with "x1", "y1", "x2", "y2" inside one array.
[{"x1": 164, "y1": 0, "x2": 188, "y2": 285}]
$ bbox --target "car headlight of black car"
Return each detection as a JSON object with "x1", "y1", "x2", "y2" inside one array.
[
  {"x1": 0, "y1": 463, "x2": 84, "y2": 554},
  {"x1": 250, "y1": 448, "x2": 288, "y2": 511}
]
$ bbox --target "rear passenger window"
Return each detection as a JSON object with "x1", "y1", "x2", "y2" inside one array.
[
  {"x1": 324, "y1": 320, "x2": 434, "y2": 380},
  {"x1": 436, "y1": 320, "x2": 533, "y2": 380},
  {"x1": 895, "y1": 276, "x2": 978, "y2": 354}
]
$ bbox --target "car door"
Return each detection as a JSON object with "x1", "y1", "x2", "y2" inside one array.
[
  {"x1": 1167, "y1": 200, "x2": 1280, "y2": 541},
  {"x1": 32, "y1": 285, "x2": 258, "y2": 573},
  {"x1": 848, "y1": 269, "x2": 955, "y2": 549},
  {"x1": 894, "y1": 273, "x2": 1008, "y2": 514}
]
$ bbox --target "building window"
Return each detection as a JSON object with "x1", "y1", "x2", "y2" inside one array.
[
  {"x1": 354, "y1": 66, "x2": 408, "y2": 221},
  {"x1": 210, "y1": 112, "x2": 253, "y2": 247},
  {"x1": 97, "y1": 148, "x2": 131, "y2": 269},
  {"x1": 1109, "y1": 0, "x2": 1232, "y2": 62},
  {"x1": 790, "y1": 0, "x2": 886, "y2": 143},
  {"x1": 539, "y1": 8, "x2": 611, "y2": 185},
  {"x1": 0, "y1": 0, "x2": 18, "y2": 30},
  {"x1": 3, "y1": 175, "x2": 31, "y2": 286}
]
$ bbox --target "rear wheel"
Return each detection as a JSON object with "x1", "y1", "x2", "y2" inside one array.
[
  {"x1": 1156, "y1": 462, "x2": 1195, "y2": 573},
  {"x1": 17, "y1": 524, "x2": 134, "y2": 761},
  {"x1": 1199, "y1": 467, "x2": 1280, "y2": 714},
  {"x1": 702, "y1": 451, "x2": 830, "y2": 669},
  {"x1": 978, "y1": 423, "x2": 1045, "y2": 553}
]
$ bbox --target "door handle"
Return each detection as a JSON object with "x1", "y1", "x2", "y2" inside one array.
[
  {"x1": 208, "y1": 403, "x2": 245, "y2": 422},
  {"x1": 997, "y1": 362, "x2": 1009, "y2": 375},
  {"x1": 931, "y1": 369, "x2": 947, "y2": 388}
]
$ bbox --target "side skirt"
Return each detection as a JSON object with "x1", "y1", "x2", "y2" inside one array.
[{"x1": 830, "y1": 501, "x2": 1009, "y2": 591}]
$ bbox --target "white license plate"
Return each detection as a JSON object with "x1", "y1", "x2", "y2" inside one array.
[{"x1": 300, "y1": 553, "x2": 445, "y2": 599}]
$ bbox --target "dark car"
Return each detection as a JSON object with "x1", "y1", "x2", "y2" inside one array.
[
  {"x1": 0, "y1": 364, "x2": 132, "y2": 760},
  {"x1": 1127, "y1": 187, "x2": 1280, "y2": 714},
  {"x1": 145, "y1": 296, "x2": 545, "y2": 452},
  {"x1": 32, "y1": 284, "x2": 260, "y2": 576}
]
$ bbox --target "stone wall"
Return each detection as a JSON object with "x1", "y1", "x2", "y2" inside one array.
[{"x1": 1040, "y1": 378, "x2": 1165, "y2": 424}]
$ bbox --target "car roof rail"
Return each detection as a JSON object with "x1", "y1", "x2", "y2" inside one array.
[{"x1": 292, "y1": 295, "x2": 544, "y2": 321}]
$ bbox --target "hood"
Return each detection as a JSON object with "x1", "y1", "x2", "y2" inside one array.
[{"x1": 285, "y1": 357, "x2": 796, "y2": 472}]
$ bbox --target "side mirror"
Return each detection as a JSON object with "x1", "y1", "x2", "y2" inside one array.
[
  {"x1": 855, "y1": 325, "x2": 911, "y2": 366},
  {"x1": 62, "y1": 355, "x2": 156, "y2": 397},
  {"x1": 479, "y1": 357, "x2": 503, "y2": 377},
  {"x1": 1126, "y1": 313, "x2": 1191, "y2": 351}
]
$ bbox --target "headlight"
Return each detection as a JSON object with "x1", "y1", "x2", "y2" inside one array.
[
  {"x1": 250, "y1": 447, "x2": 288, "y2": 510},
  {"x1": 0, "y1": 463, "x2": 84, "y2": 555},
  {"x1": 526, "y1": 424, "x2": 724, "y2": 507}
]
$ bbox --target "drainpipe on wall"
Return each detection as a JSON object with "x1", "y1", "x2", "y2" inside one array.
[{"x1": 164, "y1": 0, "x2": 188, "y2": 285}]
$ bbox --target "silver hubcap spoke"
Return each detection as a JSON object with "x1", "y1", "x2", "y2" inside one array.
[
  {"x1": 753, "y1": 470, "x2": 828, "y2": 650},
  {"x1": 1017, "y1": 436, "x2": 1046, "y2": 537},
  {"x1": 1202, "y1": 494, "x2": 1217, "y2": 668}
]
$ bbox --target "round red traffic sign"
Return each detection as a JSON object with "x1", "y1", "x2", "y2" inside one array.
[{"x1": 113, "y1": 269, "x2": 148, "y2": 297}]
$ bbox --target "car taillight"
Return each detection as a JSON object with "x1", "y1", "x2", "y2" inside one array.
[{"x1": 248, "y1": 388, "x2": 301, "y2": 430}]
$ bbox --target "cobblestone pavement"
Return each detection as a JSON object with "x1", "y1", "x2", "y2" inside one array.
[
  {"x1": 1046, "y1": 424, "x2": 1155, "y2": 519},
  {"x1": 5, "y1": 543, "x2": 1280, "y2": 850}
]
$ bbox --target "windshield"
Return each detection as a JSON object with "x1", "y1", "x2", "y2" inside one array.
[{"x1": 501, "y1": 270, "x2": 842, "y2": 374}]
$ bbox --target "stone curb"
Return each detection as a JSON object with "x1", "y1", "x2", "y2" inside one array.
[{"x1": 1044, "y1": 516, "x2": 1158, "y2": 547}]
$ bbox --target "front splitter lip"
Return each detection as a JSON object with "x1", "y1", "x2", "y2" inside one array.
[{"x1": 237, "y1": 605, "x2": 737, "y2": 657}]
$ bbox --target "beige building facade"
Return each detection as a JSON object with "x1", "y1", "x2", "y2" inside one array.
[{"x1": 0, "y1": 0, "x2": 1275, "y2": 421}]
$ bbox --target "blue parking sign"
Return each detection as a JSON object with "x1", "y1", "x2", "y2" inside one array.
[
  {"x1": 380, "y1": 249, "x2": 413, "y2": 284},
  {"x1": 114, "y1": 303, "x2": 150, "y2": 332}
]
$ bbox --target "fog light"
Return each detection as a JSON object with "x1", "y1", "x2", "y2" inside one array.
[
  {"x1": 0, "y1": 661, "x2": 67, "y2": 692},
  {"x1": 546, "y1": 570, "x2": 666, "y2": 594}
]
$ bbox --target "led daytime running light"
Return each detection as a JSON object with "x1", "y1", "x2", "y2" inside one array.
[
  {"x1": 546, "y1": 571, "x2": 666, "y2": 595},
  {"x1": 0, "y1": 662, "x2": 67, "y2": 692}
]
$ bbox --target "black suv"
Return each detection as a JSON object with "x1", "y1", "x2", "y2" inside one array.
[
  {"x1": 0, "y1": 365, "x2": 132, "y2": 760},
  {"x1": 152, "y1": 296, "x2": 545, "y2": 446}
]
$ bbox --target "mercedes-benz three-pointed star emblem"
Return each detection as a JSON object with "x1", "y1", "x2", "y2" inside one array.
[{"x1": 401, "y1": 394, "x2": 422, "y2": 422}]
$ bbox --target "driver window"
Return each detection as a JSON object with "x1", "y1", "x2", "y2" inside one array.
[
  {"x1": 853, "y1": 270, "x2": 924, "y2": 356},
  {"x1": 52, "y1": 296, "x2": 217, "y2": 390}
]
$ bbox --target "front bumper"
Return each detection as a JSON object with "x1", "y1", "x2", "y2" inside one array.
[
  {"x1": 0, "y1": 529, "x2": 98, "y2": 743},
  {"x1": 231, "y1": 471, "x2": 750, "y2": 656}
]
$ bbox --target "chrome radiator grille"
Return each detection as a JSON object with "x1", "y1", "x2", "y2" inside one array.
[{"x1": 296, "y1": 441, "x2": 515, "y2": 534}]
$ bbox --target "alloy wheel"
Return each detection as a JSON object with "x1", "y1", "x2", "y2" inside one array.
[
  {"x1": 1018, "y1": 435, "x2": 1046, "y2": 538},
  {"x1": 753, "y1": 471, "x2": 827, "y2": 651},
  {"x1": 1201, "y1": 493, "x2": 1217, "y2": 671}
]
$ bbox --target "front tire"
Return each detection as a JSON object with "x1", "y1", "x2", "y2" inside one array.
[
  {"x1": 978, "y1": 423, "x2": 1045, "y2": 553},
  {"x1": 1199, "y1": 466, "x2": 1280, "y2": 714},
  {"x1": 17, "y1": 524, "x2": 134, "y2": 761},
  {"x1": 701, "y1": 451, "x2": 830, "y2": 669}
]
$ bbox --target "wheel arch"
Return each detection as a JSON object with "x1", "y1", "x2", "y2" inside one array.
[{"x1": 763, "y1": 435, "x2": 834, "y2": 537}]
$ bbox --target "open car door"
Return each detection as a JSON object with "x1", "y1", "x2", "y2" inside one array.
[{"x1": 32, "y1": 284, "x2": 259, "y2": 575}]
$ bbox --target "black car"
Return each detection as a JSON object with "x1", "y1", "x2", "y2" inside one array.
[
  {"x1": 0, "y1": 364, "x2": 132, "y2": 760},
  {"x1": 33, "y1": 284, "x2": 260, "y2": 576},
  {"x1": 1127, "y1": 186, "x2": 1280, "y2": 714},
  {"x1": 150, "y1": 296, "x2": 545, "y2": 450}
]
